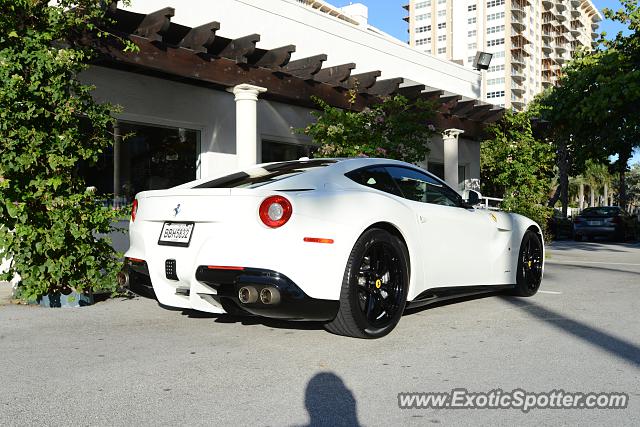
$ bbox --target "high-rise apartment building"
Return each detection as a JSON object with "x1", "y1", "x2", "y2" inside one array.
[{"x1": 405, "y1": 0, "x2": 602, "y2": 109}]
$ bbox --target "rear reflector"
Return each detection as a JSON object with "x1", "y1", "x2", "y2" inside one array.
[
  {"x1": 128, "y1": 257, "x2": 145, "y2": 263},
  {"x1": 131, "y1": 199, "x2": 138, "y2": 222},
  {"x1": 206, "y1": 265, "x2": 245, "y2": 270},
  {"x1": 304, "y1": 237, "x2": 334, "y2": 244}
]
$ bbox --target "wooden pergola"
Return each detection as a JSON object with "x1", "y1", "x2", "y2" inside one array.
[{"x1": 93, "y1": 3, "x2": 504, "y2": 139}]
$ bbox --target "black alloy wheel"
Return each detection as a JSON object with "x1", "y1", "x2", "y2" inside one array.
[
  {"x1": 325, "y1": 228, "x2": 409, "y2": 338},
  {"x1": 512, "y1": 230, "x2": 543, "y2": 297}
]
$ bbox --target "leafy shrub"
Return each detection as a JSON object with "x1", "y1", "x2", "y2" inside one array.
[
  {"x1": 301, "y1": 95, "x2": 437, "y2": 164},
  {"x1": 0, "y1": 1, "x2": 130, "y2": 300}
]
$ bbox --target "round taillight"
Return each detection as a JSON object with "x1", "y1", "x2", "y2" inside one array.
[
  {"x1": 259, "y1": 196, "x2": 292, "y2": 228},
  {"x1": 131, "y1": 199, "x2": 138, "y2": 222}
]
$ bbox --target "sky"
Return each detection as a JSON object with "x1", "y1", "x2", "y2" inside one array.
[
  {"x1": 334, "y1": 1, "x2": 638, "y2": 165},
  {"x1": 335, "y1": 0, "x2": 630, "y2": 43}
]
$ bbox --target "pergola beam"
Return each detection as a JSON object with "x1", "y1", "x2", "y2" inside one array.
[
  {"x1": 217, "y1": 34, "x2": 261, "y2": 63},
  {"x1": 249, "y1": 45, "x2": 296, "y2": 68},
  {"x1": 466, "y1": 104, "x2": 493, "y2": 121},
  {"x1": 281, "y1": 54, "x2": 328, "y2": 80},
  {"x1": 315, "y1": 63, "x2": 356, "y2": 84},
  {"x1": 367, "y1": 78, "x2": 404, "y2": 96},
  {"x1": 397, "y1": 84, "x2": 426, "y2": 98},
  {"x1": 344, "y1": 71, "x2": 381, "y2": 90},
  {"x1": 450, "y1": 98, "x2": 476, "y2": 116},
  {"x1": 134, "y1": 7, "x2": 174, "y2": 41},
  {"x1": 178, "y1": 22, "x2": 219, "y2": 53}
]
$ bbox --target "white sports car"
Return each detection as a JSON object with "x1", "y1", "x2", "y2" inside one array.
[{"x1": 121, "y1": 158, "x2": 544, "y2": 338}]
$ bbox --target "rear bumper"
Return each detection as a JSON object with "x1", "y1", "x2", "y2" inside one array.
[
  {"x1": 573, "y1": 225, "x2": 618, "y2": 237},
  {"x1": 121, "y1": 259, "x2": 155, "y2": 296},
  {"x1": 121, "y1": 258, "x2": 338, "y2": 321},
  {"x1": 194, "y1": 266, "x2": 339, "y2": 321}
]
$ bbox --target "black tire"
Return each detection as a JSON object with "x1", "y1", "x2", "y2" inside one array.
[
  {"x1": 512, "y1": 230, "x2": 543, "y2": 297},
  {"x1": 325, "y1": 228, "x2": 409, "y2": 339}
]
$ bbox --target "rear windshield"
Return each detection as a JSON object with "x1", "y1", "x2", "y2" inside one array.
[
  {"x1": 194, "y1": 160, "x2": 336, "y2": 189},
  {"x1": 580, "y1": 207, "x2": 622, "y2": 217}
]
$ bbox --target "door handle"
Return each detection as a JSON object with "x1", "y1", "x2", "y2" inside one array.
[{"x1": 419, "y1": 215, "x2": 427, "y2": 223}]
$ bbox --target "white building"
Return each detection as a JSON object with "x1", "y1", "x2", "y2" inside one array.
[
  {"x1": 405, "y1": 0, "x2": 602, "y2": 110},
  {"x1": 79, "y1": 0, "x2": 503, "y2": 222}
]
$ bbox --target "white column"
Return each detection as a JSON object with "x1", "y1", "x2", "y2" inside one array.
[
  {"x1": 442, "y1": 129, "x2": 464, "y2": 190},
  {"x1": 229, "y1": 83, "x2": 267, "y2": 169}
]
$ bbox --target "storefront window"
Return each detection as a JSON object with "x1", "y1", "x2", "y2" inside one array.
[
  {"x1": 80, "y1": 121, "x2": 200, "y2": 207},
  {"x1": 262, "y1": 140, "x2": 315, "y2": 163}
]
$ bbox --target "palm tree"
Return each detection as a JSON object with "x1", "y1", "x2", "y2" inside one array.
[{"x1": 583, "y1": 161, "x2": 609, "y2": 207}]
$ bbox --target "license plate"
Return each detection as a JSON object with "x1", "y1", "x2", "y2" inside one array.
[
  {"x1": 587, "y1": 220, "x2": 602, "y2": 226},
  {"x1": 158, "y1": 222, "x2": 194, "y2": 247}
]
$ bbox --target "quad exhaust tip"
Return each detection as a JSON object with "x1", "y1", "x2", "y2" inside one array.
[
  {"x1": 238, "y1": 286, "x2": 281, "y2": 305},
  {"x1": 116, "y1": 271, "x2": 129, "y2": 288},
  {"x1": 260, "y1": 287, "x2": 280, "y2": 305},
  {"x1": 238, "y1": 286, "x2": 259, "y2": 304}
]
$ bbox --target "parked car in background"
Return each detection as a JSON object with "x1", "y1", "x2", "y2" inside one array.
[
  {"x1": 548, "y1": 208, "x2": 573, "y2": 240},
  {"x1": 573, "y1": 206, "x2": 636, "y2": 242}
]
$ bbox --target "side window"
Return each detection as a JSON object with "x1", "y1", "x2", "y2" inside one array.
[
  {"x1": 345, "y1": 167, "x2": 402, "y2": 196},
  {"x1": 385, "y1": 166, "x2": 462, "y2": 207}
]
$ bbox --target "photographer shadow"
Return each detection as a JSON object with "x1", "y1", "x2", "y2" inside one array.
[{"x1": 299, "y1": 372, "x2": 361, "y2": 427}]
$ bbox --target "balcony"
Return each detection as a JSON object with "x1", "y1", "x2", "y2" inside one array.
[
  {"x1": 542, "y1": 0, "x2": 554, "y2": 10},
  {"x1": 556, "y1": 1, "x2": 567, "y2": 12},
  {"x1": 511, "y1": 3, "x2": 526, "y2": 16},
  {"x1": 570, "y1": 28, "x2": 581, "y2": 37},
  {"x1": 511, "y1": 55, "x2": 526, "y2": 67},
  {"x1": 555, "y1": 36, "x2": 566, "y2": 45},
  {"x1": 556, "y1": 13, "x2": 567, "y2": 22},
  {"x1": 511, "y1": 33, "x2": 531, "y2": 45},
  {"x1": 511, "y1": 13, "x2": 526, "y2": 31},
  {"x1": 542, "y1": 41, "x2": 554, "y2": 53},
  {"x1": 511, "y1": 67, "x2": 526, "y2": 82},
  {"x1": 571, "y1": 0, "x2": 580, "y2": 6},
  {"x1": 511, "y1": 83, "x2": 525, "y2": 95},
  {"x1": 511, "y1": 98, "x2": 526, "y2": 109},
  {"x1": 542, "y1": 30, "x2": 554, "y2": 40},
  {"x1": 556, "y1": 21, "x2": 569, "y2": 33},
  {"x1": 571, "y1": 9, "x2": 580, "y2": 18}
]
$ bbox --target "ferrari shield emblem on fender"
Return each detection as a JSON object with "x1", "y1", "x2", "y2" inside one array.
[{"x1": 489, "y1": 213, "x2": 497, "y2": 223}]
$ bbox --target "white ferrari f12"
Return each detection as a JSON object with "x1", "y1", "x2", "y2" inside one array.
[{"x1": 122, "y1": 158, "x2": 544, "y2": 338}]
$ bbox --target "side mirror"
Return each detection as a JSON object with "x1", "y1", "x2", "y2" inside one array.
[{"x1": 464, "y1": 189, "x2": 482, "y2": 206}]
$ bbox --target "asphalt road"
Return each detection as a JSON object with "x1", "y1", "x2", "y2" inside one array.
[{"x1": 1, "y1": 240, "x2": 638, "y2": 426}]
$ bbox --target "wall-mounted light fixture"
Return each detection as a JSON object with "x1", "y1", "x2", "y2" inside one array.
[{"x1": 473, "y1": 51, "x2": 493, "y2": 70}]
